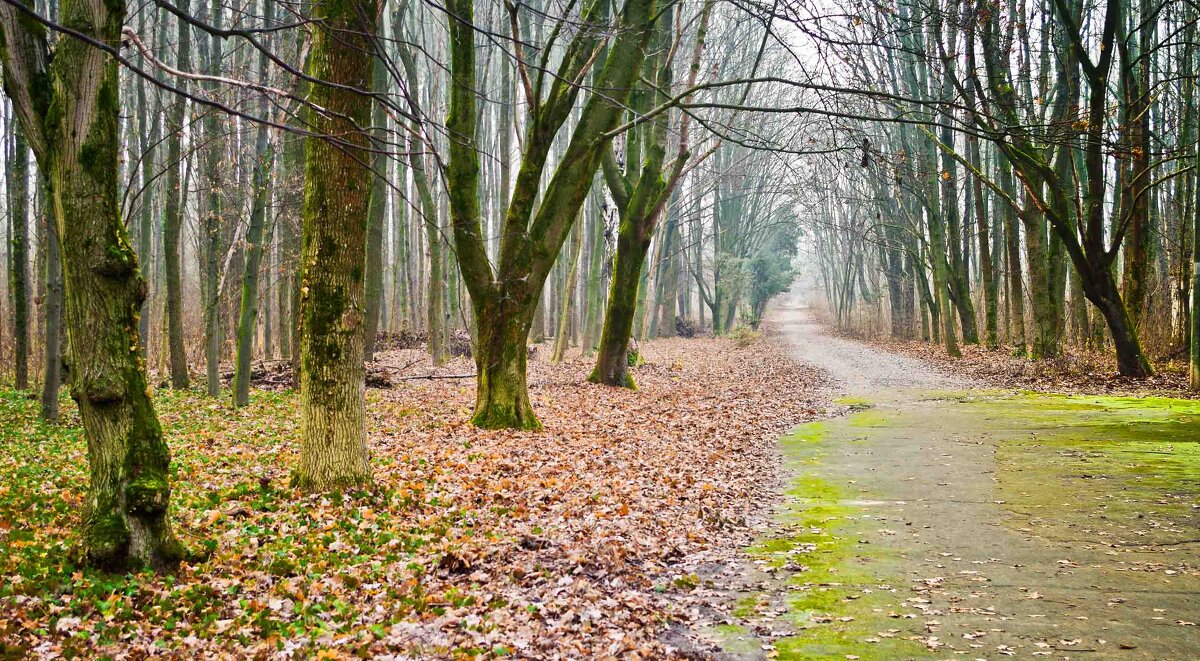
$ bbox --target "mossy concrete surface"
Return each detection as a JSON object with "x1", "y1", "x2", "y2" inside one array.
[{"x1": 708, "y1": 392, "x2": 1200, "y2": 659}]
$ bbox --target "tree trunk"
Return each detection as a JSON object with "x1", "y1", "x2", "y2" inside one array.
[
  {"x1": 1084, "y1": 269, "x2": 1152, "y2": 377},
  {"x1": 927, "y1": 205, "x2": 960, "y2": 357},
  {"x1": 0, "y1": 0, "x2": 189, "y2": 569},
  {"x1": 233, "y1": 111, "x2": 274, "y2": 406},
  {"x1": 8, "y1": 124, "x2": 30, "y2": 389},
  {"x1": 580, "y1": 190, "x2": 606, "y2": 354},
  {"x1": 445, "y1": 0, "x2": 658, "y2": 428},
  {"x1": 163, "y1": 0, "x2": 192, "y2": 390},
  {"x1": 552, "y1": 221, "x2": 583, "y2": 362},
  {"x1": 1022, "y1": 205, "x2": 1061, "y2": 359},
  {"x1": 233, "y1": 0, "x2": 275, "y2": 407},
  {"x1": 58, "y1": 148, "x2": 185, "y2": 568},
  {"x1": 1119, "y1": 0, "x2": 1153, "y2": 331},
  {"x1": 201, "y1": 0, "x2": 224, "y2": 397},
  {"x1": 40, "y1": 175, "x2": 63, "y2": 421},
  {"x1": 472, "y1": 299, "x2": 538, "y2": 429},
  {"x1": 363, "y1": 55, "x2": 388, "y2": 362},
  {"x1": 293, "y1": 0, "x2": 375, "y2": 492},
  {"x1": 1192, "y1": 152, "x2": 1200, "y2": 387},
  {"x1": 590, "y1": 224, "x2": 649, "y2": 388},
  {"x1": 968, "y1": 140, "x2": 998, "y2": 349},
  {"x1": 998, "y1": 154, "x2": 1026, "y2": 353},
  {"x1": 657, "y1": 203, "x2": 681, "y2": 337}
]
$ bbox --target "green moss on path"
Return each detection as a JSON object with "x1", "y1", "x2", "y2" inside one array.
[
  {"x1": 712, "y1": 413, "x2": 926, "y2": 659},
  {"x1": 713, "y1": 391, "x2": 1200, "y2": 659},
  {"x1": 963, "y1": 393, "x2": 1200, "y2": 546}
]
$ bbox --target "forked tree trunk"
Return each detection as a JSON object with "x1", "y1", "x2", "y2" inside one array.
[
  {"x1": 292, "y1": 0, "x2": 375, "y2": 492},
  {"x1": 446, "y1": 0, "x2": 657, "y2": 429}
]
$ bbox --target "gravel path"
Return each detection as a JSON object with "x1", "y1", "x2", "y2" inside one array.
[{"x1": 768, "y1": 287, "x2": 972, "y2": 394}]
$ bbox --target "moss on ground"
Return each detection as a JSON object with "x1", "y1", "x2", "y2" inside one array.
[
  {"x1": 962, "y1": 393, "x2": 1200, "y2": 545},
  {"x1": 721, "y1": 391, "x2": 1200, "y2": 659},
  {"x1": 724, "y1": 413, "x2": 927, "y2": 659}
]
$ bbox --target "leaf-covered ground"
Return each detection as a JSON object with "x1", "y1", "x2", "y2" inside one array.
[
  {"x1": 0, "y1": 335, "x2": 826, "y2": 659},
  {"x1": 860, "y1": 337, "x2": 1197, "y2": 399}
]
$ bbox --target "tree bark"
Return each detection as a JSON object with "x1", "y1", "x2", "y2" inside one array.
[
  {"x1": 551, "y1": 221, "x2": 583, "y2": 363},
  {"x1": 363, "y1": 54, "x2": 388, "y2": 362},
  {"x1": 8, "y1": 124, "x2": 30, "y2": 389},
  {"x1": 446, "y1": 0, "x2": 659, "y2": 427},
  {"x1": 0, "y1": 0, "x2": 188, "y2": 570},
  {"x1": 472, "y1": 299, "x2": 538, "y2": 429},
  {"x1": 1192, "y1": 147, "x2": 1200, "y2": 388},
  {"x1": 293, "y1": 0, "x2": 376, "y2": 491},
  {"x1": 590, "y1": 224, "x2": 650, "y2": 388},
  {"x1": 394, "y1": 42, "x2": 445, "y2": 365},
  {"x1": 233, "y1": 0, "x2": 275, "y2": 407},
  {"x1": 163, "y1": 0, "x2": 192, "y2": 390},
  {"x1": 998, "y1": 154, "x2": 1026, "y2": 353},
  {"x1": 201, "y1": 0, "x2": 225, "y2": 397},
  {"x1": 40, "y1": 175, "x2": 63, "y2": 421}
]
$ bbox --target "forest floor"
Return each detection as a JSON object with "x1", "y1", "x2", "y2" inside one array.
[
  {"x1": 0, "y1": 331, "x2": 829, "y2": 658},
  {"x1": 865, "y1": 333, "x2": 1195, "y2": 399},
  {"x1": 693, "y1": 288, "x2": 1200, "y2": 659}
]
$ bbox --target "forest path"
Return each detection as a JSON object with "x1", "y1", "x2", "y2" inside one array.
[{"x1": 699, "y1": 288, "x2": 1199, "y2": 660}]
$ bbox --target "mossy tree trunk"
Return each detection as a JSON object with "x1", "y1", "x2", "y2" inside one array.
[
  {"x1": 0, "y1": 0, "x2": 188, "y2": 570},
  {"x1": 925, "y1": 178, "x2": 960, "y2": 358},
  {"x1": 472, "y1": 298, "x2": 539, "y2": 429},
  {"x1": 293, "y1": 0, "x2": 376, "y2": 492},
  {"x1": 1019, "y1": 194, "x2": 1063, "y2": 360},
  {"x1": 590, "y1": 223, "x2": 651, "y2": 388},
  {"x1": 446, "y1": 0, "x2": 659, "y2": 428},
  {"x1": 163, "y1": 0, "x2": 192, "y2": 390},
  {"x1": 590, "y1": 0, "x2": 708, "y2": 385}
]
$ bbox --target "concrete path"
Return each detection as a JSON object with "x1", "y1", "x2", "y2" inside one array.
[{"x1": 700, "y1": 289, "x2": 1200, "y2": 660}]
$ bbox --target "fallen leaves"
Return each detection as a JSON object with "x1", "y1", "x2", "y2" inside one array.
[
  {"x1": 0, "y1": 334, "x2": 825, "y2": 658},
  {"x1": 865, "y1": 336, "x2": 1200, "y2": 400}
]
